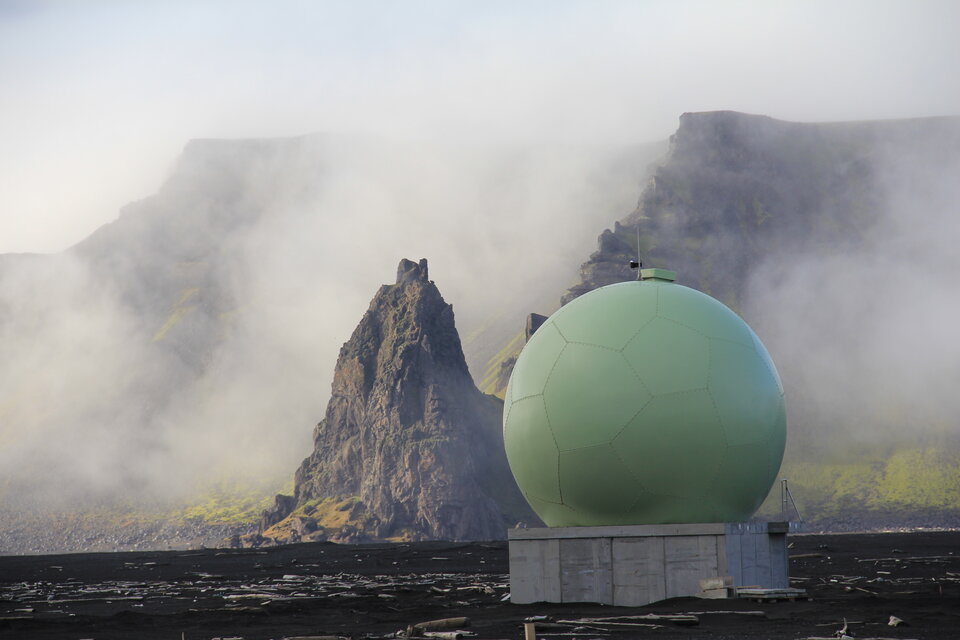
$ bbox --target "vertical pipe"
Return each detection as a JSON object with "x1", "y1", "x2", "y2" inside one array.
[{"x1": 781, "y1": 479, "x2": 788, "y2": 519}]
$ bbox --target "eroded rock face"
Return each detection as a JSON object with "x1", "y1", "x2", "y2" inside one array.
[
  {"x1": 560, "y1": 110, "x2": 943, "y2": 306},
  {"x1": 260, "y1": 259, "x2": 532, "y2": 543}
]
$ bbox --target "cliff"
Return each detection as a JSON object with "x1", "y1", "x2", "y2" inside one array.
[{"x1": 566, "y1": 112, "x2": 884, "y2": 305}]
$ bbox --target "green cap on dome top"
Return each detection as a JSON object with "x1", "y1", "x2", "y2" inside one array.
[
  {"x1": 639, "y1": 267, "x2": 676, "y2": 282},
  {"x1": 503, "y1": 270, "x2": 786, "y2": 527}
]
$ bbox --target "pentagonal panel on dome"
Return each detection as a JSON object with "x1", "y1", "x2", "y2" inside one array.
[
  {"x1": 510, "y1": 322, "x2": 567, "y2": 402},
  {"x1": 552, "y1": 281, "x2": 658, "y2": 350},
  {"x1": 557, "y1": 444, "x2": 645, "y2": 522},
  {"x1": 543, "y1": 344, "x2": 651, "y2": 451},
  {"x1": 622, "y1": 317, "x2": 710, "y2": 395},
  {"x1": 613, "y1": 390, "x2": 725, "y2": 499},
  {"x1": 708, "y1": 338, "x2": 783, "y2": 446},
  {"x1": 657, "y1": 285, "x2": 755, "y2": 348},
  {"x1": 706, "y1": 442, "x2": 773, "y2": 521},
  {"x1": 503, "y1": 396, "x2": 562, "y2": 504}
]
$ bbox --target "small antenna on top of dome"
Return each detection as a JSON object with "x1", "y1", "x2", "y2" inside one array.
[{"x1": 629, "y1": 225, "x2": 642, "y2": 279}]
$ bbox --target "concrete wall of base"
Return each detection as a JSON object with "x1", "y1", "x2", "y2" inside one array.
[{"x1": 508, "y1": 522, "x2": 789, "y2": 605}]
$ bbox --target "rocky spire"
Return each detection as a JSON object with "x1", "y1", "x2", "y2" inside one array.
[
  {"x1": 395, "y1": 257, "x2": 429, "y2": 284},
  {"x1": 258, "y1": 259, "x2": 532, "y2": 544}
]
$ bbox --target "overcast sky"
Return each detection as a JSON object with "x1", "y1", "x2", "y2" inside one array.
[{"x1": 1, "y1": 0, "x2": 958, "y2": 254}]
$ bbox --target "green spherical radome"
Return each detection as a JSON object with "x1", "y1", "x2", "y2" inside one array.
[{"x1": 503, "y1": 278, "x2": 785, "y2": 527}]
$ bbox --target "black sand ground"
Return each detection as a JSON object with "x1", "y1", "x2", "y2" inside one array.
[{"x1": 1, "y1": 531, "x2": 958, "y2": 640}]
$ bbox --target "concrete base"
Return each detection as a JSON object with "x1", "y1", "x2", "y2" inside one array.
[{"x1": 508, "y1": 522, "x2": 789, "y2": 605}]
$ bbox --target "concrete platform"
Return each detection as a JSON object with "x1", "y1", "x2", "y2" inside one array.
[{"x1": 508, "y1": 522, "x2": 789, "y2": 605}]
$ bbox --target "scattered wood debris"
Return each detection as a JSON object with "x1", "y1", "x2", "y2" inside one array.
[
  {"x1": 699, "y1": 575, "x2": 735, "y2": 599},
  {"x1": 406, "y1": 616, "x2": 471, "y2": 637},
  {"x1": 858, "y1": 555, "x2": 955, "y2": 563},
  {"x1": 554, "y1": 614, "x2": 697, "y2": 628},
  {"x1": 0, "y1": 572, "x2": 508, "y2": 622},
  {"x1": 2, "y1": 534, "x2": 958, "y2": 640},
  {"x1": 737, "y1": 587, "x2": 809, "y2": 601}
]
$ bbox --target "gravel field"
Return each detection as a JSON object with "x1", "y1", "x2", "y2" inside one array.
[{"x1": 1, "y1": 531, "x2": 959, "y2": 640}]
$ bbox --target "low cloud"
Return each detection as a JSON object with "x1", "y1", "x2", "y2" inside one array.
[
  {"x1": 0, "y1": 135, "x2": 658, "y2": 508},
  {"x1": 746, "y1": 123, "x2": 960, "y2": 454}
]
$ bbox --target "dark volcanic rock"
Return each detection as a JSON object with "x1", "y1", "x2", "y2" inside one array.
[
  {"x1": 263, "y1": 259, "x2": 533, "y2": 542},
  {"x1": 524, "y1": 313, "x2": 547, "y2": 341},
  {"x1": 561, "y1": 223, "x2": 639, "y2": 305},
  {"x1": 396, "y1": 257, "x2": 429, "y2": 284}
]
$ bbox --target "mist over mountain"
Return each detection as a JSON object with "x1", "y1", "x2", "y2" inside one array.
[
  {"x1": 0, "y1": 133, "x2": 657, "y2": 548},
  {"x1": 2, "y1": 111, "x2": 959, "y2": 552}
]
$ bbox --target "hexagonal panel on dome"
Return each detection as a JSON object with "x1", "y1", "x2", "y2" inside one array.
[
  {"x1": 543, "y1": 344, "x2": 651, "y2": 450},
  {"x1": 552, "y1": 281, "x2": 658, "y2": 350},
  {"x1": 510, "y1": 322, "x2": 567, "y2": 402},
  {"x1": 657, "y1": 285, "x2": 755, "y2": 348},
  {"x1": 558, "y1": 444, "x2": 645, "y2": 520},
  {"x1": 503, "y1": 396, "x2": 562, "y2": 503},
  {"x1": 708, "y1": 339, "x2": 784, "y2": 446},
  {"x1": 613, "y1": 390, "x2": 725, "y2": 499},
  {"x1": 622, "y1": 317, "x2": 709, "y2": 395},
  {"x1": 706, "y1": 442, "x2": 773, "y2": 520}
]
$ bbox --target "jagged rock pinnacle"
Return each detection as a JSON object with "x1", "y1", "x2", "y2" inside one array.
[
  {"x1": 396, "y1": 257, "x2": 429, "y2": 284},
  {"x1": 256, "y1": 258, "x2": 533, "y2": 545}
]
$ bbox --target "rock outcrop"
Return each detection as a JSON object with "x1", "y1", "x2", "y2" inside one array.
[
  {"x1": 563, "y1": 111, "x2": 884, "y2": 306},
  {"x1": 258, "y1": 259, "x2": 533, "y2": 544}
]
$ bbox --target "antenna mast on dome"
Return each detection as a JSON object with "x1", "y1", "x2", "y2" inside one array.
[{"x1": 629, "y1": 225, "x2": 642, "y2": 279}]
